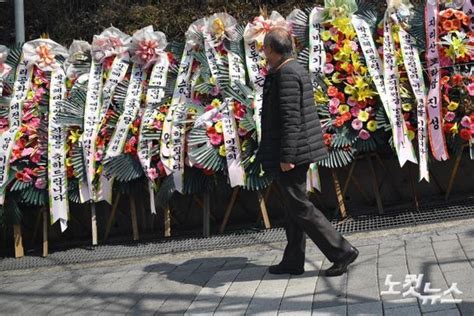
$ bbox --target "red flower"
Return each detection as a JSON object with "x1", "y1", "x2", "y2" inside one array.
[
  {"x1": 443, "y1": 122, "x2": 454, "y2": 133},
  {"x1": 336, "y1": 92, "x2": 345, "y2": 103},
  {"x1": 341, "y1": 112, "x2": 352, "y2": 122},
  {"x1": 452, "y1": 74, "x2": 463, "y2": 86},
  {"x1": 203, "y1": 169, "x2": 214, "y2": 176},
  {"x1": 323, "y1": 133, "x2": 332, "y2": 146},
  {"x1": 460, "y1": 129, "x2": 471, "y2": 141},
  {"x1": 326, "y1": 53, "x2": 333, "y2": 63},
  {"x1": 334, "y1": 117, "x2": 345, "y2": 127}
]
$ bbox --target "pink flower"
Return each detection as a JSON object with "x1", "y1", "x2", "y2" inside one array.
[
  {"x1": 128, "y1": 136, "x2": 137, "y2": 146},
  {"x1": 30, "y1": 118, "x2": 41, "y2": 129},
  {"x1": 95, "y1": 150, "x2": 103, "y2": 161},
  {"x1": 21, "y1": 147, "x2": 34, "y2": 157},
  {"x1": 148, "y1": 167, "x2": 159, "y2": 180},
  {"x1": 350, "y1": 41, "x2": 358, "y2": 51},
  {"x1": 259, "y1": 66, "x2": 269, "y2": 77},
  {"x1": 440, "y1": 55, "x2": 453, "y2": 68},
  {"x1": 351, "y1": 119, "x2": 363, "y2": 130},
  {"x1": 444, "y1": 111, "x2": 456, "y2": 122},
  {"x1": 205, "y1": 105, "x2": 214, "y2": 112},
  {"x1": 30, "y1": 152, "x2": 42, "y2": 164},
  {"x1": 153, "y1": 120, "x2": 163, "y2": 130},
  {"x1": 212, "y1": 113, "x2": 223, "y2": 123},
  {"x1": 329, "y1": 104, "x2": 339, "y2": 115},
  {"x1": 461, "y1": 116, "x2": 471, "y2": 128},
  {"x1": 467, "y1": 82, "x2": 474, "y2": 96},
  {"x1": 324, "y1": 63, "x2": 334, "y2": 74},
  {"x1": 209, "y1": 133, "x2": 223, "y2": 146},
  {"x1": 329, "y1": 97, "x2": 340, "y2": 108},
  {"x1": 34, "y1": 178, "x2": 46, "y2": 189},
  {"x1": 238, "y1": 127, "x2": 248, "y2": 137},
  {"x1": 359, "y1": 129, "x2": 371, "y2": 140}
]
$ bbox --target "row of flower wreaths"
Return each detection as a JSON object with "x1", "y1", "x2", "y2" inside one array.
[{"x1": 0, "y1": 0, "x2": 473, "y2": 231}]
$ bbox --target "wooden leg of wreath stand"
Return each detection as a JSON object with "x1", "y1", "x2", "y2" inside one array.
[
  {"x1": 219, "y1": 187, "x2": 240, "y2": 234},
  {"x1": 13, "y1": 224, "x2": 24, "y2": 258},
  {"x1": 256, "y1": 186, "x2": 272, "y2": 225},
  {"x1": 164, "y1": 206, "x2": 171, "y2": 237},
  {"x1": 335, "y1": 159, "x2": 371, "y2": 215},
  {"x1": 130, "y1": 195, "x2": 139, "y2": 241},
  {"x1": 104, "y1": 193, "x2": 121, "y2": 242},
  {"x1": 366, "y1": 154, "x2": 384, "y2": 214},
  {"x1": 374, "y1": 154, "x2": 403, "y2": 199},
  {"x1": 408, "y1": 163, "x2": 420, "y2": 212},
  {"x1": 203, "y1": 193, "x2": 211, "y2": 237},
  {"x1": 42, "y1": 208, "x2": 48, "y2": 257},
  {"x1": 445, "y1": 145, "x2": 465, "y2": 201},
  {"x1": 91, "y1": 203, "x2": 98, "y2": 246},
  {"x1": 257, "y1": 190, "x2": 271, "y2": 229},
  {"x1": 331, "y1": 169, "x2": 347, "y2": 220}
]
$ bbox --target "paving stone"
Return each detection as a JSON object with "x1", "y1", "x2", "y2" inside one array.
[
  {"x1": 382, "y1": 297, "x2": 418, "y2": 308},
  {"x1": 423, "y1": 309, "x2": 460, "y2": 316},
  {"x1": 279, "y1": 270, "x2": 319, "y2": 314},
  {"x1": 347, "y1": 301, "x2": 383, "y2": 315},
  {"x1": 383, "y1": 304, "x2": 421, "y2": 316},
  {"x1": 430, "y1": 234, "x2": 459, "y2": 242},
  {"x1": 246, "y1": 271, "x2": 290, "y2": 315},
  {"x1": 312, "y1": 305, "x2": 347, "y2": 315}
]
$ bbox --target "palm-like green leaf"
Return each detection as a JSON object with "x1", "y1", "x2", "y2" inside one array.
[
  {"x1": 318, "y1": 148, "x2": 355, "y2": 168},
  {"x1": 19, "y1": 186, "x2": 47, "y2": 206},
  {"x1": 57, "y1": 82, "x2": 87, "y2": 127},
  {"x1": 103, "y1": 154, "x2": 144, "y2": 182},
  {"x1": 354, "y1": 0, "x2": 379, "y2": 30}
]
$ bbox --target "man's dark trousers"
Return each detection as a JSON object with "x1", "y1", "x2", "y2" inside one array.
[{"x1": 274, "y1": 163, "x2": 352, "y2": 269}]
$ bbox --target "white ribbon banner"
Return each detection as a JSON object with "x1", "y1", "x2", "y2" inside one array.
[
  {"x1": 48, "y1": 67, "x2": 69, "y2": 232},
  {"x1": 228, "y1": 50, "x2": 246, "y2": 88},
  {"x1": 161, "y1": 44, "x2": 193, "y2": 193},
  {"x1": 106, "y1": 63, "x2": 146, "y2": 159},
  {"x1": 399, "y1": 29, "x2": 430, "y2": 182},
  {"x1": 138, "y1": 56, "x2": 169, "y2": 175},
  {"x1": 244, "y1": 31, "x2": 265, "y2": 143},
  {"x1": 222, "y1": 99, "x2": 246, "y2": 187},
  {"x1": 306, "y1": 163, "x2": 321, "y2": 193},
  {"x1": 425, "y1": 0, "x2": 449, "y2": 161},
  {"x1": 308, "y1": 7, "x2": 326, "y2": 86},
  {"x1": 352, "y1": 16, "x2": 416, "y2": 166},
  {"x1": 0, "y1": 58, "x2": 32, "y2": 201}
]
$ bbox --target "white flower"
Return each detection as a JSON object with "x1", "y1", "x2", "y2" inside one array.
[
  {"x1": 22, "y1": 39, "x2": 68, "y2": 71},
  {"x1": 128, "y1": 25, "x2": 167, "y2": 69}
]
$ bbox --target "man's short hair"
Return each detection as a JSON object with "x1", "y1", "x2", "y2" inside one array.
[{"x1": 263, "y1": 28, "x2": 294, "y2": 57}]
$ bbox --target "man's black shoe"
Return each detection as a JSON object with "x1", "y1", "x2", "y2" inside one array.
[
  {"x1": 324, "y1": 246, "x2": 359, "y2": 277},
  {"x1": 268, "y1": 263, "x2": 304, "y2": 275}
]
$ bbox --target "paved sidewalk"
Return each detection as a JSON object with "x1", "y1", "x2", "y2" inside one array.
[{"x1": 0, "y1": 218, "x2": 473, "y2": 315}]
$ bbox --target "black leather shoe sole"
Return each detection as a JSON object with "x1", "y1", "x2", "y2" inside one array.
[
  {"x1": 268, "y1": 265, "x2": 305, "y2": 275},
  {"x1": 324, "y1": 247, "x2": 359, "y2": 277}
]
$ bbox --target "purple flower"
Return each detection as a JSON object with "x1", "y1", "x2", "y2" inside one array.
[
  {"x1": 351, "y1": 119, "x2": 363, "y2": 130},
  {"x1": 329, "y1": 97, "x2": 340, "y2": 107},
  {"x1": 350, "y1": 107, "x2": 360, "y2": 117},
  {"x1": 359, "y1": 129, "x2": 371, "y2": 140}
]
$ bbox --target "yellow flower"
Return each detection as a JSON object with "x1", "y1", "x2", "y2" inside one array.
[
  {"x1": 358, "y1": 110, "x2": 369, "y2": 122},
  {"x1": 402, "y1": 103, "x2": 413, "y2": 112},
  {"x1": 130, "y1": 125, "x2": 138, "y2": 134},
  {"x1": 332, "y1": 17, "x2": 356, "y2": 39},
  {"x1": 338, "y1": 104, "x2": 350, "y2": 114},
  {"x1": 215, "y1": 121, "x2": 223, "y2": 133},
  {"x1": 96, "y1": 165, "x2": 103, "y2": 175},
  {"x1": 344, "y1": 85, "x2": 355, "y2": 95},
  {"x1": 66, "y1": 158, "x2": 73, "y2": 167},
  {"x1": 367, "y1": 120, "x2": 377, "y2": 132},
  {"x1": 447, "y1": 101, "x2": 459, "y2": 111},
  {"x1": 68, "y1": 130, "x2": 82, "y2": 144},
  {"x1": 407, "y1": 129, "x2": 415, "y2": 141},
  {"x1": 314, "y1": 89, "x2": 328, "y2": 104},
  {"x1": 212, "y1": 18, "x2": 225, "y2": 38},
  {"x1": 211, "y1": 99, "x2": 221, "y2": 108},
  {"x1": 355, "y1": 87, "x2": 377, "y2": 102},
  {"x1": 27, "y1": 90, "x2": 34, "y2": 100},
  {"x1": 219, "y1": 144, "x2": 226, "y2": 157},
  {"x1": 450, "y1": 123, "x2": 459, "y2": 134},
  {"x1": 331, "y1": 72, "x2": 342, "y2": 84},
  {"x1": 209, "y1": 76, "x2": 217, "y2": 86},
  {"x1": 156, "y1": 113, "x2": 166, "y2": 121},
  {"x1": 354, "y1": 76, "x2": 369, "y2": 90},
  {"x1": 334, "y1": 40, "x2": 353, "y2": 62},
  {"x1": 321, "y1": 30, "x2": 331, "y2": 41}
]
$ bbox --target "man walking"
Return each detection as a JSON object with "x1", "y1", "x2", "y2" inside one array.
[{"x1": 257, "y1": 28, "x2": 359, "y2": 276}]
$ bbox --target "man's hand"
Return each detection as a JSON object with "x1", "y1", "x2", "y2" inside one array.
[{"x1": 280, "y1": 162, "x2": 295, "y2": 172}]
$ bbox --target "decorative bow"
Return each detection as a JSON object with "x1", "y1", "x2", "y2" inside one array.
[
  {"x1": 205, "y1": 13, "x2": 239, "y2": 47},
  {"x1": 66, "y1": 40, "x2": 91, "y2": 80},
  {"x1": 22, "y1": 39, "x2": 68, "y2": 71},
  {"x1": 186, "y1": 18, "x2": 208, "y2": 48},
  {"x1": 243, "y1": 11, "x2": 288, "y2": 44},
  {"x1": 91, "y1": 26, "x2": 131, "y2": 64},
  {"x1": 0, "y1": 45, "x2": 12, "y2": 79},
  {"x1": 129, "y1": 25, "x2": 168, "y2": 69}
]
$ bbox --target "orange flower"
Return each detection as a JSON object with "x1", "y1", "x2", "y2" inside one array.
[
  {"x1": 442, "y1": 20, "x2": 454, "y2": 32},
  {"x1": 441, "y1": 76, "x2": 450, "y2": 85},
  {"x1": 452, "y1": 19, "x2": 461, "y2": 31},
  {"x1": 454, "y1": 10, "x2": 466, "y2": 20},
  {"x1": 328, "y1": 86, "x2": 339, "y2": 97},
  {"x1": 334, "y1": 117, "x2": 345, "y2": 127},
  {"x1": 462, "y1": 16, "x2": 469, "y2": 26},
  {"x1": 441, "y1": 8, "x2": 454, "y2": 19},
  {"x1": 452, "y1": 74, "x2": 463, "y2": 86},
  {"x1": 341, "y1": 112, "x2": 352, "y2": 122}
]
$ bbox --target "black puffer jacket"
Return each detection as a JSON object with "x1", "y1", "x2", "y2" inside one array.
[{"x1": 257, "y1": 59, "x2": 327, "y2": 173}]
